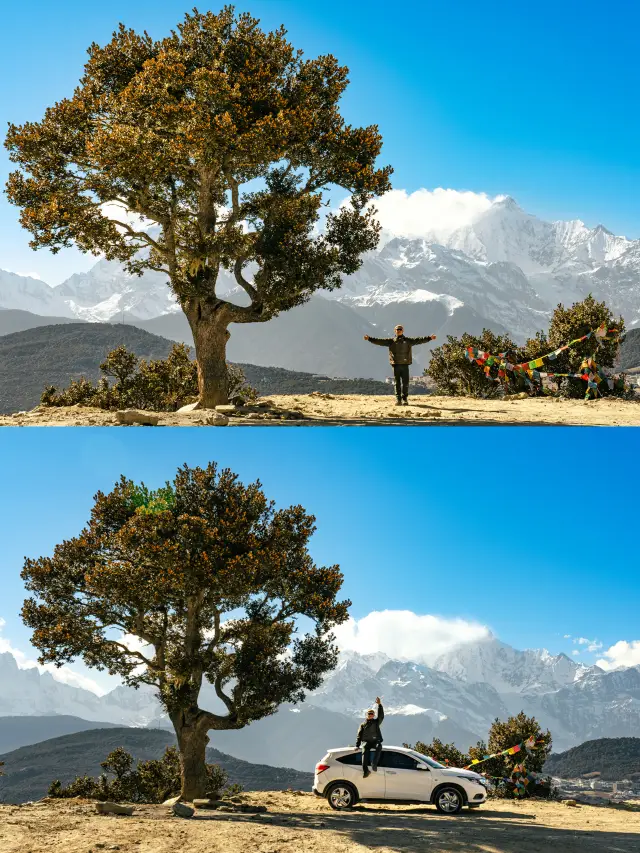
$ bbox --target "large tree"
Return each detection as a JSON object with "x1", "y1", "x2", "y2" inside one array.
[
  {"x1": 21, "y1": 463, "x2": 350, "y2": 800},
  {"x1": 5, "y1": 7, "x2": 392, "y2": 406}
]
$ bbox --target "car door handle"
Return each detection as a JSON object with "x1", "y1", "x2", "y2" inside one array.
[{"x1": 386, "y1": 771, "x2": 397, "y2": 775}]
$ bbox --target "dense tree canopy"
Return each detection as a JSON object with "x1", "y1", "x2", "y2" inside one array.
[
  {"x1": 5, "y1": 6, "x2": 392, "y2": 405},
  {"x1": 21, "y1": 462, "x2": 350, "y2": 798}
]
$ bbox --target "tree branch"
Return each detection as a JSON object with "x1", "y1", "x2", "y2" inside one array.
[{"x1": 233, "y1": 259, "x2": 258, "y2": 301}]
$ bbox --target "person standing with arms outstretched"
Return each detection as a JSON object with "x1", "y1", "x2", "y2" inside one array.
[
  {"x1": 364, "y1": 325, "x2": 436, "y2": 405},
  {"x1": 355, "y1": 697, "x2": 384, "y2": 777}
]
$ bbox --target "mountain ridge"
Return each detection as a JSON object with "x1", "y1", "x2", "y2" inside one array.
[{"x1": 3, "y1": 194, "x2": 640, "y2": 342}]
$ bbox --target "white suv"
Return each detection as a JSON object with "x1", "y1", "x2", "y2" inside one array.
[{"x1": 313, "y1": 745, "x2": 488, "y2": 814}]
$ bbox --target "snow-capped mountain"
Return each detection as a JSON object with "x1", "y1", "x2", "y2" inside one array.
[
  {"x1": 2, "y1": 194, "x2": 640, "y2": 352},
  {"x1": 307, "y1": 653, "x2": 510, "y2": 736},
  {"x1": 55, "y1": 261, "x2": 180, "y2": 322},
  {"x1": 1, "y1": 638, "x2": 638, "y2": 758},
  {"x1": 0, "y1": 270, "x2": 74, "y2": 318},
  {"x1": 433, "y1": 636, "x2": 600, "y2": 695}
]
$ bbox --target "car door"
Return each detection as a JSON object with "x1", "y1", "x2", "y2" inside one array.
[
  {"x1": 379, "y1": 750, "x2": 434, "y2": 802},
  {"x1": 335, "y1": 751, "x2": 386, "y2": 798}
]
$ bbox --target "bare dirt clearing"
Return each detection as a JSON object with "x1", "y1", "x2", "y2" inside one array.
[
  {"x1": 1, "y1": 793, "x2": 639, "y2": 853},
  {"x1": 1, "y1": 395, "x2": 639, "y2": 426}
]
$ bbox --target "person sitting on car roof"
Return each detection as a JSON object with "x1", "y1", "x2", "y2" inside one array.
[{"x1": 355, "y1": 697, "x2": 384, "y2": 778}]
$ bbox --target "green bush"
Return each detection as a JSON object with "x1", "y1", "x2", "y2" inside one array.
[
  {"x1": 47, "y1": 746, "x2": 242, "y2": 803},
  {"x1": 425, "y1": 330, "x2": 522, "y2": 397},
  {"x1": 41, "y1": 344, "x2": 257, "y2": 411},
  {"x1": 468, "y1": 712, "x2": 553, "y2": 799},
  {"x1": 426, "y1": 296, "x2": 630, "y2": 400},
  {"x1": 404, "y1": 738, "x2": 470, "y2": 768}
]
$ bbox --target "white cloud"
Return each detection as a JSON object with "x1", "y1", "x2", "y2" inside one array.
[
  {"x1": 596, "y1": 640, "x2": 640, "y2": 671},
  {"x1": 572, "y1": 650, "x2": 580, "y2": 656},
  {"x1": 573, "y1": 637, "x2": 603, "y2": 653},
  {"x1": 100, "y1": 201, "x2": 156, "y2": 233},
  {"x1": 336, "y1": 187, "x2": 503, "y2": 246},
  {"x1": 0, "y1": 616, "x2": 105, "y2": 695},
  {"x1": 563, "y1": 634, "x2": 572, "y2": 639},
  {"x1": 333, "y1": 610, "x2": 490, "y2": 664}
]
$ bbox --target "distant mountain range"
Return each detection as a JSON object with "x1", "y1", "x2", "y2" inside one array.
[
  {"x1": 544, "y1": 737, "x2": 640, "y2": 781},
  {"x1": 0, "y1": 725, "x2": 313, "y2": 803},
  {"x1": 3, "y1": 195, "x2": 640, "y2": 379},
  {"x1": 2, "y1": 635, "x2": 639, "y2": 772}
]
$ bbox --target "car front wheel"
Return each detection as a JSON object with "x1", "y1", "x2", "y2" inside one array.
[
  {"x1": 434, "y1": 786, "x2": 464, "y2": 815},
  {"x1": 326, "y1": 782, "x2": 358, "y2": 810}
]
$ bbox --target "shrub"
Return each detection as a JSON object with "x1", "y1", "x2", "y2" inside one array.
[
  {"x1": 48, "y1": 746, "x2": 242, "y2": 803},
  {"x1": 468, "y1": 713, "x2": 553, "y2": 799},
  {"x1": 405, "y1": 738, "x2": 470, "y2": 768},
  {"x1": 40, "y1": 344, "x2": 257, "y2": 411},
  {"x1": 426, "y1": 296, "x2": 630, "y2": 400}
]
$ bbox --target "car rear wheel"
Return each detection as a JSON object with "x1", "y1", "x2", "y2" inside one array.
[
  {"x1": 326, "y1": 782, "x2": 358, "y2": 810},
  {"x1": 434, "y1": 786, "x2": 464, "y2": 815}
]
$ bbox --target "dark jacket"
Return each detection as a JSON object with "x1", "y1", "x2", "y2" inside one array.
[
  {"x1": 355, "y1": 703, "x2": 384, "y2": 746},
  {"x1": 366, "y1": 335, "x2": 433, "y2": 365}
]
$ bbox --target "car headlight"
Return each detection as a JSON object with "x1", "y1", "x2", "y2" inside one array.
[{"x1": 460, "y1": 775, "x2": 488, "y2": 789}]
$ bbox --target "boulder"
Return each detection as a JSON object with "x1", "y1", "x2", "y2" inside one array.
[
  {"x1": 215, "y1": 405, "x2": 237, "y2": 414},
  {"x1": 95, "y1": 802, "x2": 134, "y2": 816},
  {"x1": 204, "y1": 414, "x2": 229, "y2": 426},
  {"x1": 115, "y1": 409, "x2": 160, "y2": 426},
  {"x1": 172, "y1": 802, "x2": 195, "y2": 818}
]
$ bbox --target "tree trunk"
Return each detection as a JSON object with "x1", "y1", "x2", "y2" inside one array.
[
  {"x1": 188, "y1": 305, "x2": 231, "y2": 408},
  {"x1": 174, "y1": 718, "x2": 211, "y2": 801}
]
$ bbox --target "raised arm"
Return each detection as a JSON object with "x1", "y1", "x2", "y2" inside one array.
[
  {"x1": 364, "y1": 335, "x2": 393, "y2": 346},
  {"x1": 406, "y1": 335, "x2": 436, "y2": 346},
  {"x1": 376, "y1": 697, "x2": 384, "y2": 724}
]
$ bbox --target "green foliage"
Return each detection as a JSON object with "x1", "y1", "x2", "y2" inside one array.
[
  {"x1": 544, "y1": 737, "x2": 640, "y2": 781},
  {"x1": 40, "y1": 344, "x2": 257, "y2": 411},
  {"x1": 425, "y1": 330, "x2": 521, "y2": 397},
  {"x1": 468, "y1": 712, "x2": 553, "y2": 799},
  {"x1": 406, "y1": 738, "x2": 470, "y2": 768},
  {"x1": 47, "y1": 746, "x2": 240, "y2": 803},
  {"x1": 547, "y1": 294, "x2": 626, "y2": 399},
  {"x1": 5, "y1": 7, "x2": 392, "y2": 403},
  {"x1": 425, "y1": 296, "x2": 629, "y2": 400}
]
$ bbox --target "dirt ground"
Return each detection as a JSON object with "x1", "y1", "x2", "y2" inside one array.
[
  {"x1": 1, "y1": 792, "x2": 639, "y2": 853},
  {"x1": 1, "y1": 394, "x2": 640, "y2": 426}
]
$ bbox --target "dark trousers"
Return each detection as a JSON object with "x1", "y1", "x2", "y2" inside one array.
[
  {"x1": 362, "y1": 741, "x2": 382, "y2": 772},
  {"x1": 393, "y1": 364, "x2": 410, "y2": 400}
]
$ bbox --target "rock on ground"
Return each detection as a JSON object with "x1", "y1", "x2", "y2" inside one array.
[
  {"x1": 95, "y1": 802, "x2": 134, "y2": 816},
  {"x1": 171, "y1": 802, "x2": 194, "y2": 818},
  {"x1": 115, "y1": 410, "x2": 160, "y2": 426}
]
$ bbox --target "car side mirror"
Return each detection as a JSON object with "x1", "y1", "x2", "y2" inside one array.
[{"x1": 416, "y1": 763, "x2": 429, "y2": 771}]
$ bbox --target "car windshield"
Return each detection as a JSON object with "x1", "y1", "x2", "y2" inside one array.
[{"x1": 409, "y1": 750, "x2": 447, "y2": 769}]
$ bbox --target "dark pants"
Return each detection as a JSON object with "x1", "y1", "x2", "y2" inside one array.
[
  {"x1": 362, "y1": 741, "x2": 382, "y2": 772},
  {"x1": 393, "y1": 364, "x2": 410, "y2": 400}
]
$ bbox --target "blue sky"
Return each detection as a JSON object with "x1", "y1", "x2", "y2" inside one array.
[
  {"x1": 0, "y1": 426, "x2": 637, "y2": 693},
  {"x1": 2, "y1": 0, "x2": 640, "y2": 283}
]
